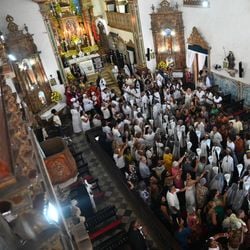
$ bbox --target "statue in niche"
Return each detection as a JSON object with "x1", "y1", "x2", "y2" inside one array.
[
  {"x1": 71, "y1": 199, "x2": 86, "y2": 224},
  {"x1": 38, "y1": 91, "x2": 47, "y2": 105},
  {"x1": 227, "y1": 51, "x2": 235, "y2": 70}
]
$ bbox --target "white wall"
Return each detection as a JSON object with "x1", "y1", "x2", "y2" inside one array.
[
  {"x1": 137, "y1": 0, "x2": 250, "y2": 83},
  {"x1": 137, "y1": 0, "x2": 160, "y2": 71},
  {"x1": 108, "y1": 27, "x2": 134, "y2": 43},
  {"x1": 0, "y1": 0, "x2": 63, "y2": 90},
  {"x1": 92, "y1": 0, "x2": 106, "y2": 18}
]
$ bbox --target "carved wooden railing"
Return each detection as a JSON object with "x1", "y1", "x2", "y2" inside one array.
[
  {"x1": 183, "y1": 0, "x2": 205, "y2": 6},
  {"x1": 106, "y1": 11, "x2": 133, "y2": 32}
]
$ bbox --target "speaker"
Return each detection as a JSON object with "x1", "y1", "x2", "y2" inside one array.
[
  {"x1": 57, "y1": 70, "x2": 64, "y2": 84},
  {"x1": 146, "y1": 48, "x2": 150, "y2": 61},
  {"x1": 239, "y1": 62, "x2": 244, "y2": 78}
]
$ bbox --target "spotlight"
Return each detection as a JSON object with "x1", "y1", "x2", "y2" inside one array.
[
  {"x1": 44, "y1": 202, "x2": 59, "y2": 224},
  {"x1": 8, "y1": 54, "x2": 17, "y2": 61}
]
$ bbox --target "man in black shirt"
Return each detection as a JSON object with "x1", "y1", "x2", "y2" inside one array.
[{"x1": 128, "y1": 220, "x2": 148, "y2": 250}]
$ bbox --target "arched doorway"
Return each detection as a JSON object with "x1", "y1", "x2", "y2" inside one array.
[{"x1": 186, "y1": 27, "x2": 210, "y2": 86}]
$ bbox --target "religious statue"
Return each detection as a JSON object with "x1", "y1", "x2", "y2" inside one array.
[
  {"x1": 227, "y1": 51, "x2": 235, "y2": 70},
  {"x1": 71, "y1": 199, "x2": 86, "y2": 224}
]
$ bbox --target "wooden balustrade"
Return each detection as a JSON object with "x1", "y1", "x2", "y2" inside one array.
[
  {"x1": 183, "y1": 0, "x2": 204, "y2": 6},
  {"x1": 106, "y1": 11, "x2": 133, "y2": 32}
]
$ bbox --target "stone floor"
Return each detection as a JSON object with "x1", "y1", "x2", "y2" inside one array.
[{"x1": 71, "y1": 133, "x2": 137, "y2": 232}]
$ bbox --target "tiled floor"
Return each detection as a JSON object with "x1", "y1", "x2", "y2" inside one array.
[{"x1": 70, "y1": 133, "x2": 137, "y2": 234}]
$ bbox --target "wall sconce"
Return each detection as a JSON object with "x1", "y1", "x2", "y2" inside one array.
[{"x1": 202, "y1": 0, "x2": 209, "y2": 8}]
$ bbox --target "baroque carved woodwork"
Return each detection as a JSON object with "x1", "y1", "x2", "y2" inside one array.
[
  {"x1": 187, "y1": 26, "x2": 209, "y2": 50},
  {"x1": 150, "y1": 0, "x2": 186, "y2": 70},
  {"x1": 4, "y1": 16, "x2": 52, "y2": 114},
  {"x1": 1, "y1": 83, "x2": 37, "y2": 180},
  {"x1": 40, "y1": 138, "x2": 78, "y2": 185}
]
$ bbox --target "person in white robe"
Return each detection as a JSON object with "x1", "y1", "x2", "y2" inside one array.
[
  {"x1": 71, "y1": 108, "x2": 82, "y2": 133},
  {"x1": 81, "y1": 112, "x2": 91, "y2": 132}
]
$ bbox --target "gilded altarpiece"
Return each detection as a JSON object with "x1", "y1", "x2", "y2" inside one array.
[
  {"x1": 150, "y1": 0, "x2": 186, "y2": 70},
  {"x1": 5, "y1": 16, "x2": 52, "y2": 114}
]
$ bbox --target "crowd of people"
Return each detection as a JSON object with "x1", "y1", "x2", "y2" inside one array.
[{"x1": 64, "y1": 66, "x2": 250, "y2": 250}]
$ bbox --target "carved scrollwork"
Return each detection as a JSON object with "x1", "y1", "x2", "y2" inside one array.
[
  {"x1": 2, "y1": 80, "x2": 37, "y2": 178},
  {"x1": 187, "y1": 26, "x2": 209, "y2": 50}
]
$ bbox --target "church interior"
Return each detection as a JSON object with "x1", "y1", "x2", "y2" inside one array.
[{"x1": 1, "y1": 0, "x2": 250, "y2": 249}]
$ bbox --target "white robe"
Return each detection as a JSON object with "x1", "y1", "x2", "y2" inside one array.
[
  {"x1": 71, "y1": 109, "x2": 82, "y2": 133},
  {"x1": 81, "y1": 115, "x2": 91, "y2": 132}
]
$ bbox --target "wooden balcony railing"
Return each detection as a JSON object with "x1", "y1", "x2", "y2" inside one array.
[
  {"x1": 106, "y1": 11, "x2": 133, "y2": 32},
  {"x1": 183, "y1": 0, "x2": 205, "y2": 6}
]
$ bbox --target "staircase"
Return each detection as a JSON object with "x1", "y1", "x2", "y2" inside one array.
[{"x1": 86, "y1": 65, "x2": 121, "y2": 95}]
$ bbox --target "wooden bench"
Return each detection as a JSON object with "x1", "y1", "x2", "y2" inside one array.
[
  {"x1": 94, "y1": 230, "x2": 128, "y2": 250},
  {"x1": 89, "y1": 219, "x2": 122, "y2": 241},
  {"x1": 85, "y1": 206, "x2": 117, "y2": 231}
]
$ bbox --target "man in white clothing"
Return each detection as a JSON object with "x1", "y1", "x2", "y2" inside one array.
[
  {"x1": 166, "y1": 185, "x2": 185, "y2": 225},
  {"x1": 221, "y1": 148, "x2": 234, "y2": 174}
]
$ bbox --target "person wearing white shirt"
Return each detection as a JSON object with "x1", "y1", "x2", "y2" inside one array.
[
  {"x1": 101, "y1": 102, "x2": 111, "y2": 120},
  {"x1": 227, "y1": 137, "x2": 235, "y2": 152},
  {"x1": 143, "y1": 126, "x2": 155, "y2": 147},
  {"x1": 233, "y1": 116, "x2": 243, "y2": 135},
  {"x1": 196, "y1": 88, "x2": 205, "y2": 104},
  {"x1": 210, "y1": 126, "x2": 223, "y2": 146},
  {"x1": 242, "y1": 168, "x2": 250, "y2": 191},
  {"x1": 156, "y1": 72, "x2": 164, "y2": 88},
  {"x1": 152, "y1": 101, "x2": 162, "y2": 128},
  {"x1": 70, "y1": 108, "x2": 82, "y2": 133},
  {"x1": 101, "y1": 88, "x2": 111, "y2": 102},
  {"x1": 82, "y1": 95, "x2": 94, "y2": 112},
  {"x1": 141, "y1": 92, "x2": 149, "y2": 119},
  {"x1": 113, "y1": 144, "x2": 127, "y2": 171},
  {"x1": 51, "y1": 109, "x2": 63, "y2": 136},
  {"x1": 213, "y1": 93, "x2": 222, "y2": 108},
  {"x1": 166, "y1": 185, "x2": 185, "y2": 223},
  {"x1": 205, "y1": 91, "x2": 214, "y2": 105},
  {"x1": 99, "y1": 78, "x2": 107, "y2": 91},
  {"x1": 122, "y1": 103, "x2": 132, "y2": 119},
  {"x1": 221, "y1": 149, "x2": 234, "y2": 174},
  {"x1": 243, "y1": 151, "x2": 250, "y2": 168}
]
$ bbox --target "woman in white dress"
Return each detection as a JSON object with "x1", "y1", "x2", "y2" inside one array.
[
  {"x1": 71, "y1": 108, "x2": 82, "y2": 133},
  {"x1": 80, "y1": 112, "x2": 91, "y2": 133},
  {"x1": 185, "y1": 172, "x2": 206, "y2": 213}
]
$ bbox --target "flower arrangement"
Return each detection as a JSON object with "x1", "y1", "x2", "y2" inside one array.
[
  {"x1": 158, "y1": 61, "x2": 167, "y2": 70},
  {"x1": 72, "y1": 35, "x2": 81, "y2": 45},
  {"x1": 51, "y1": 91, "x2": 62, "y2": 103},
  {"x1": 66, "y1": 73, "x2": 75, "y2": 81}
]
